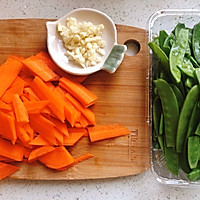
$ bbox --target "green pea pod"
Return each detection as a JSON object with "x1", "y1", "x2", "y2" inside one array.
[
  {"x1": 178, "y1": 57, "x2": 195, "y2": 79},
  {"x1": 195, "y1": 122, "x2": 200, "y2": 136},
  {"x1": 159, "y1": 113, "x2": 164, "y2": 135},
  {"x1": 169, "y1": 28, "x2": 189, "y2": 83},
  {"x1": 173, "y1": 22, "x2": 186, "y2": 38},
  {"x1": 187, "y1": 101, "x2": 200, "y2": 138},
  {"x1": 164, "y1": 143, "x2": 179, "y2": 175},
  {"x1": 169, "y1": 84, "x2": 184, "y2": 110},
  {"x1": 149, "y1": 42, "x2": 185, "y2": 95},
  {"x1": 192, "y1": 22, "x2": 200, "y2": 64},
  {"x1": 163, "y1": 33, "x2": 175, "y2": 56},
  {"x1": 154, "y1": 79, "x2": 179, "y2": 147},
  {"x1": 148, "y1": 42, "x2": 170, "y2": 75},
  {"x1": 176, "y1": 85, "x2": 200, "y2": 153},
  {"x1": 159, "y1": 30, "x2": 169, "y2": 54},
  {"x1": 153, "y1": 36, "x2": 160, "y2": 46},
  {"x1": 187, "y1": 55, "x2": 200, "y2": 68},
  {"x1": 195, "y1": 68, "x2": 200, "y2": 84},
  {"x1": 153, "y1": 96, "x2": 162, "y2": 136},
  {"x1": 188, "y1": 168, "x2": 200, "y2": 181},
  {"x1": 185, "y1": 77, "x2": 196, "y2": 89},
  {"x1": 188, "y1": 136, "x2": 199, "y2": 169}
]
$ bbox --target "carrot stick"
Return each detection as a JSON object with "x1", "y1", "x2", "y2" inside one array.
[
  {"x1": 35, "y1": 51, "x2": 88, "y2": 83},
  {"x1": 23, "y1": 87, "x2": 39, "y2": 101},
  {"x1": 63, "y1": 128, "x2": 87, "y2": 146},
  {"x1": 13, "y1": 94, "x2": 29, "y2": 123},
  {"x1": 59, "y1": 77, "x2": 97, "y2": 108},
  {"x1": 65, "y1": 93, "x2": 96, "y2": 125},
  {"x1": 38, "y1": 146, "x2": 75, "y2": 169},
  {"x1": 0, "y1": 100, "x2": 12, "y2": 111},
  {"x1": 29, "y1": 135, "x2": 53, "y2": 146},
  {"x1": 0, "y1": 137, "x2": 25, "y2": 161},
  {"x1": 1, "y1": 82, "x2": 25, "y2": 103},
  {"x1": 57, "y1": 153, "x2": 94, "y2": 171},
  {"x1": 0, "y1": 110, "x2": 17, "y2": 144},
  {"x1": 53, "y1": 86, "x2": 79, "y2": 127},
  {"x1": 88, "y1": 123, "x2": 131, "y2": 142},
  {"x1": 54, "y1": 129, "x2": 64, "y2": 145},
  {"x1": 23, "y1": 100, "x2": 50, "y2": 114},
  {"x1": 22, "y1": 55, "x2": 59, "y2": 82},
  {"x1": 0, "y1": 162, "x2": 19, "y2": 180},
  {"x1": 31, "y1": 76, "x2": 65, "y2": 122},
  {"x1": 47, "y1": 116, "x2": 69, "y2": 137},
  {"x1": 29, "y1": 114, "x2": 57, "y2": 145},
  {"x1": 15, "y1": 122, "x2": 30, "y2": 145},
  {"x1": 0, "y1": 57, "x2": 23, "y2": 98},
  {"x1": 28, "y1": 146, "x2": 55, "y2": 163}
]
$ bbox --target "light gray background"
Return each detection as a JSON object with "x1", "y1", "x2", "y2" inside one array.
[{"x1": 0, "y1": 0, "x2": 200, "y2": 199}]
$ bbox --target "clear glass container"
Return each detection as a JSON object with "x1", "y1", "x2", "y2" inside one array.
[{"x1": 148, "y1": 9, "x2": 200, "y2": 187}]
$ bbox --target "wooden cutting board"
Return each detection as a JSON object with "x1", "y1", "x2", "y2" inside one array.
[{"x1": 0, "y1": 19, "x2": 149, "y2": 180}]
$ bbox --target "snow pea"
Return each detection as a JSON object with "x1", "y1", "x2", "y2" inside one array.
[
  {"x1": 159, "y1": 113, "x2": 164, "y2": 135},
  {"x1": 173, "y1": 22, "x2": 185, "y2": 38},
  {"x1": 159, "y1": 30, "x2": 169, "y2": 54},
  {"x1": 154, "y1": 79, "x2": 179, "y2": 147},
  {"x1": 188, "y1": 136, "x2": 199, "y2": 169},
  {"x1": 170, "y1": 84, "x2": 184, "y2": 110},
  {"x1": 176, "y1": 85, "x2": 200, "y2": 153},
  {"x1": 188, "y1": 168, "x2": 200, "y2": 181},
  {"x1": 195, "y1": 122, "x2": 200, "y2": 136},
  {"x1": 178, "y1": 57, "x2": 195, "y2": 79},
  {"x1": 153, "y1": 96, "x2": 161, "y2": 136},
  {"x1": 164, "y1": 143, "x2": 179, "y2": 175},
  {"x1": 187, "y1": 55, "x2": 199, "y2": 68},
  {"x1": 195, "y1": 68, "x2": 200, "y2": 84},
  {"x1": 163, "y1": 33, "x2": 175, "y2": 56},
  {"x1": 192, "y1": 22, "x2": 200, "y2": 64},
  {"x1": 169, "y1": 28, "x2": 189, "y2": 83}
]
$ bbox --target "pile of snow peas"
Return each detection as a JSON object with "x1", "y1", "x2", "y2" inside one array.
[{"x1": 149, "y1": 22, "x2": 200, "y2": 181}]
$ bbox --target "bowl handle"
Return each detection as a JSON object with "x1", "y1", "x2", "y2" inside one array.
[{"x1": 101, "y1": 44, "x2": 127, "y2": 73}]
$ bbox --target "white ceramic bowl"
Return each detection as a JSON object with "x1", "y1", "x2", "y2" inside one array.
[{"x1": 46, "y1": 8, "x2": 126, "y2": 75}]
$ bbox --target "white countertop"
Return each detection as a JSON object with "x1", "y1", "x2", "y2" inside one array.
[{"x1": 1, "y1": 0, "x2": 200, "y2": 199}]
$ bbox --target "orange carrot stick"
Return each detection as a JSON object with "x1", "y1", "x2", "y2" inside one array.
[
  {"x1": 38, "y1": 146, "x2": 75, "y2": 169},
  {"x1": 57, "y1": 153, "x2": 94, "y2": 171},
  {"x1": 59, "y1": 77, "x2": 97, "y2": 108},
  {"x1": 29, "y1": 135, "x2": 53, "y2": 146},
  {"x1": 22, "y1": 55, "x2": 59, "y2": 82},
  {"x1": 29, "y1": 114, "x2": 57, "y2": 145},
  {"x1": 15, "y1": 122, "x2": 30, "y2": 145},
  {"x1": 36, "y1": 51, "x2": 88, "y2": 83},
  {"x1": 0, "y1": 162, "x2": 19, "y2": 180},
  {"x1": 13, "y1": 94, "x2": 29, "y2": 123},
  {"x1": 23, "y1": 100, "x2": 50, "y2": 114},
  {"x1": 0, "y1": 57, "x2": 23, "y2": 98},
  {"x1": 28, "y1": 146, "x2": 55, "y2": 163},
  {"x1": 0, "y1": 110, "x2": 16, "y2": 144},
  {"x1": 65, "y1": 93, "x2": 96, "y2": 125},
  {"x1": 88, "y1": 123, "x2": 131, "y2": 142},
  {"x1": 0, "y1": 100, "x2": 12, "y2": 111},
  {"x1": 0, "y1": 138, "x2": 25, "y2": 161},
  {"x1": 1, "y1": 82, "x2": 24, "y2": 103},
  {"x1": 63, "y1": 128, "x2": 87, "y2": 146},
  {"x1": 31, "y1": 76, "x2": 65, "y2": 122}
]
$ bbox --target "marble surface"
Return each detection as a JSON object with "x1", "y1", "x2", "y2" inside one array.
[{"x1": 1, "y1": 0, "x2": 200, "y2": 199}]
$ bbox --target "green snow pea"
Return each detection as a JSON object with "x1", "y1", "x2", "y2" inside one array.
[
  {"x1": 169, "y1": 28, "x2": 189, "y2": 83},
  {"x1": 195, "y1": 122, "x2": 200, "y2": 136},
  {"x1": 173, "y1": 22, "x2": 185, "y2": 37},
  {"x1": 153, "y1": 96, "x2": 162, "y2": 136},
  {"x1": 178, "y1": 57, "x2": 195, "y2": 79},
  {"x1": 187, "y1": 55, "x2": 200, "y2": 68},
  {"x1": 192, "y1": 22, "x2": 200, "y2": 64},
  {"x1": 164, "y1": 142, "x2": 179, "y2": 175},
  {"x1": 159, "y1": 30, "x2": 169, "y2": 54},
  {"x1": 176, "y1": 85, "x2": 200, "y2": 153},
  {"x1": 195, "y1": 68, "x2": 200, "y2": 84},
  {"x1": 154, "y1": 79, "x2": 179, "y2": 147},
  {"x1": 163, "y1": 33, "x2": 175, "y2": 56},
  {"x1": 159, "y1": 113, "x2": 164, "y2": 135},
  {"x1": 169, "y1": 84, "x2": 184, "y2": 110},
  {"x1": 188, "y1": 136, "x2": 199, "y2": 169},
  {"x1": 188, "y1": 168, "x2": 200, "y2": 181}
]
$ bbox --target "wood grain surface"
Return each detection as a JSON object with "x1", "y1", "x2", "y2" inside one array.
[{"x1": 0, "y1": 19, "x2": 149, "y2": 180}]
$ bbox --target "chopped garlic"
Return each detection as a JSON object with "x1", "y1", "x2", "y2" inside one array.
[{"x1": 57, "y1": 17, "x2": 106, "y2": 68}]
